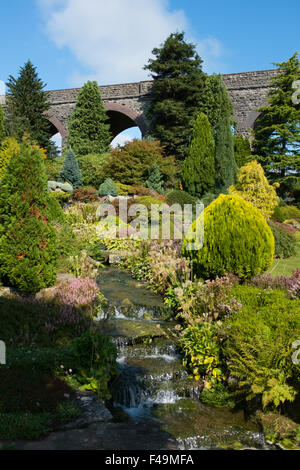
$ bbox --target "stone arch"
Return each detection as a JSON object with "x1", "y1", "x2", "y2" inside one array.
[
  {"x1": 244, "y1": 111, "x2": 261, "y2": 132},
  {"x1": 44, "y1": 113, "x2": 68, "y2": 140},
  {"x1": 104, "y1": 102, "x2": 148, "y2": 140}
]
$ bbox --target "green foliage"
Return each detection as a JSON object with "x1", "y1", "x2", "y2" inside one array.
[
  {"x1": 179, "y1": 322, "x2": 225, "y2": 387},
  {"x1": 47, "y1": 193, "x2": 65, "y2": 223},
  {"x1": 60, "y1": 148, "x2": 82, "y2": 189},
  {"x1": 181, "y1": 113, "x2": 215, "y2": 197},
  {"x1": 5, "y1": 60, "x2": 53, "y2": 154},
  {"x1": 272, "y1": 204, "x2": 300, "y2": 222},
  {"x1": 169, "y1": 275, "x2": 241, "y2": 325},
  {"x1": 214, "y1": 116, "x2": 237, "y2": 192},
  {"x1": 99, "y1": 178, "x2": 118, "y2": 197},
  {"x1": 200, "y1": 383, "x2": 235, "y2": 408},
  {"x1": 0, "y1": 137, "x2": 20, "y2": 181},
  {"x1": 197, "y1": 74, "x2": 237, "y2": 192},
  {"x1": 0, "y1": 105, "x2": 6, "y2": 144},
  {"x1": 0, "y1": 141, "x2": 58, "y2": 294},
  {"x1": 77, "y1": 152, "x2": 110, "y2": 187},
  {"x1": 68, "y1": 81, "x2": 111, "y2": 156},
  {"x1": 253, "y1": 52, "x2": 300, "y2": 180},
  {"x1": 268, "y1": 220, "x2": 297, "y2": 258},
  {"x1": 103, "y1": 139, "x2": 175, "y2": 186},
  {"x1": 224, "y1": 285, "x2": 300, "y2": 409},
  {"x1": 70, "y1": 330, "x2": 117, "y2": 398},
  {"x1": 166, "y1": 189, "x2": 197, "y2": 208},
  {"x1": 115, "y1": 182, "x2": 137, "y2": 195},
  {"x1": 234, "y1": 134, "x2": 252, "y2": 168},
  {"x1": 146, "y1": 163, "x2": 164, "y2": 193},
  {"x1": 144, "y1": 32, "x2": 207, "y2": 160},
  {"x1": 183, "y1": 194, "x2": 275, "y2": 279},
  {"x1": 45, "y1": 157, "x2": 64, "y2": 181},
  {"x1": 0, "y1": 412, "x2": 52, "y2": 440},
  {"x1": 137, "y1": 195, "x2": 163, "y2": 211},
  {"x1": 201, "y1": 192, "x2": 217, "y2": 207},
  {"x1": 276, "y1": 176, "x2": 300, "y2": 208}
]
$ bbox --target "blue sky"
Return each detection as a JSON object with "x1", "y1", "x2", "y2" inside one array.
[{"x1": 0, "y1": 0, "x2": 299, "y2": 146}]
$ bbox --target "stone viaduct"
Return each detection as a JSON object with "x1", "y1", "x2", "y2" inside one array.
[{"x1": 6, "y1": 69, "x2": 279, "y2": 144}]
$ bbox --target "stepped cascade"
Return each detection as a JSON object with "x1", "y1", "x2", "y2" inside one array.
[{"x1": 96, "y1": 267, "x2": 272, "y2": 450}]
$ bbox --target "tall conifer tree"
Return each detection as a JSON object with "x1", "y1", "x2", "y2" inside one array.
[
  {"x1": 181, "y1": 113, "x2": 215, "y2": 197},
  {"x1": 5, "y1": 60, "x2": 52, "y2": 151},
  {"x1": 68, "y1": 81, "x2": 111, "y2": 156},
  {"x1": 199, "y1": 74, "x2": 237, "y2": 192},
  {"x1": 144, "y1": 32, "x2": 206, "y2": 161}
]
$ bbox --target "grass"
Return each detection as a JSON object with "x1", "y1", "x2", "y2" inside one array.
[{"x1": 268, "y1": 230, "x2": 300, "y2": 277}]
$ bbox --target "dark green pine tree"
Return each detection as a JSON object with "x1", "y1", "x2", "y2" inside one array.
[
  {"x1": 68, "y1": 81, "x2": 112, "y2": 156},
  {"x1": 144, "y1": 32, "x2": 207, "y2": 161},
  {"x1": 0, "y1": 141, "x2": 58, "y2": 295},
  {"x1": 0, "y1": 105, "x2": 6, "y2": 144},
  {"x1": 60, "y1": 148, "x2": 82, "y2": 189},
  {"x1": 253, "y1": 52, "x2": 300, "y2": 181},
  {"x1": 5, "y1": 60, "x2": 52, "y2": 151},
  {"x1": 146, "y1": 163, "x2": 164, "y2": 193},
  {"x1": 198, "y1": 74, "x2": 237, "y2": 192},
  {"x1": 181, "y1": 113, "x2": 215, "y2": 197},
  {"x1": 234, "y1": 134, "x2": 252, "y2": 168}
]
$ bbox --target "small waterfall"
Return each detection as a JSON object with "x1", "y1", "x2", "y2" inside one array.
[{"x1": 97, "y1": 267, "x2": 271, "y2": 450}]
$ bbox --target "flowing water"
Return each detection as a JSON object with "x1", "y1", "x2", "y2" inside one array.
[{"x1": 96, "y1": 267, "x2": 271, "y2": 450}]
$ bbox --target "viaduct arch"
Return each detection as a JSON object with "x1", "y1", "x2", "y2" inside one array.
[{"x1": 42, "y1": 68, "x2": 278, "y2": 144}]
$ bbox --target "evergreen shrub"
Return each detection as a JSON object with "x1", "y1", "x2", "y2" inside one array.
[
  {"x1": 183, "y1": 194, "x2": 275, "y2": 279},
  {"x1": 0, "y1": 141, "x2": 58, "y2": 294},
  {"x1": 99, "y1": 178, "x2": 118, "y2": 197}
]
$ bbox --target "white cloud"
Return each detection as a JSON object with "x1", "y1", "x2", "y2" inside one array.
[{"x1": 38, "y1": 0, "x2": 228, "y2": 86}]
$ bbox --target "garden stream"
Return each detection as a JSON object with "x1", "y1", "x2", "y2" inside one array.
[{"x1": 96, "y1": 266, "x2": 272, "y2": 450}]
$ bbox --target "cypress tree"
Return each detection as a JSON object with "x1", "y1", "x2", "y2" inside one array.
[
  {"x1": 214, "y1": 116, "x2": 237, "y2": 192},
  {"x1": 144, "y1": 32, "x2": 207, "y2": 161},
  {"x1": 234, "y1": 134, "x2": 252, "y2": 168},
  {"x1": 181, "y1": 113, "x2": 215, "y2": 198},
  {"x1": 5, "y1": 60, "x2": 52, "y2": 152},
  {"x1": 199, "y1": 74, "x2": 237, "y2": 192},
  {"x1": 0, "y1": 105, "x2": 6, "y2": 144},
  {"x1": 60, "y1": 148, "x2": 82, "y2": 189},
  {"x1": 146, "y1": 163, "x2": 164, "y2": 193},
  {"x1": 0, "y1": 141, "x2": 58, "y2": 294},
  {"x1": 253, "y1": 52, "x2": 300, "y2": 181},
  {"x1": 68, "y1": 81, "x2": 111, "y2": 156}
]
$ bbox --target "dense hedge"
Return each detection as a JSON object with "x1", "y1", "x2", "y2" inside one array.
[
  {"x1": 268, "y1": 220, "x2": 297, "y2": 259},
  {"x1": 183, "y1": 194, "x2": 275, "y2": 279}
]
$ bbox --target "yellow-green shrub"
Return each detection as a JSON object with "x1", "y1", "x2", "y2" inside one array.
[
  {"x1": 0, "y1": 137, "x2": 20, "y2": 180},
  {"x1": 183, "y1": 194, "x2": 275, "y2": 279},
  {"x1": 228, "y1": 160, "x2": 279, "y2": 220}
]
